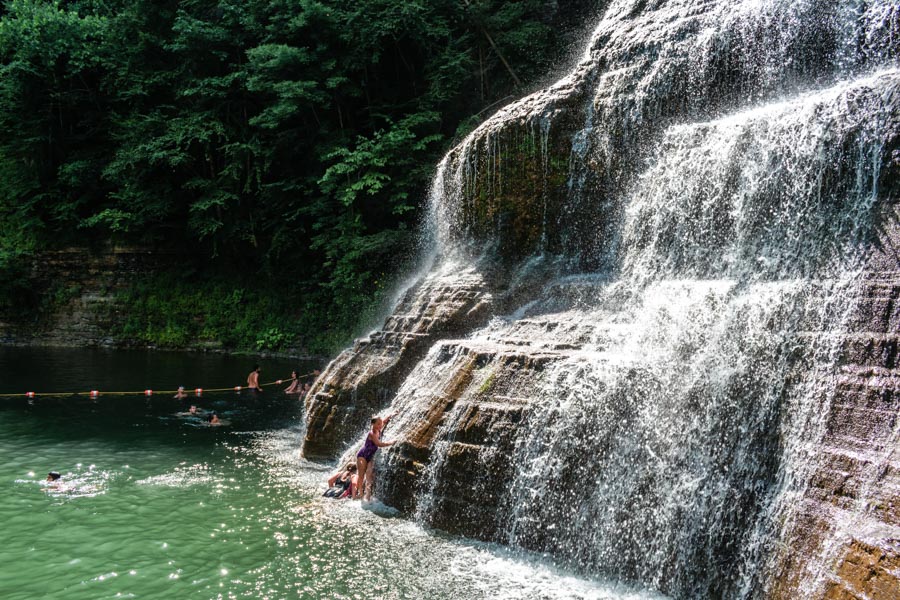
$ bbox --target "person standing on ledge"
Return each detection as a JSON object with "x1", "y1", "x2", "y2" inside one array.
[
  {"x1": 247, "y1": 365, "x2": 262, "y2": 392},
  {"x1": 354, "y1": 413, "x2": 397, "y2": 502}
]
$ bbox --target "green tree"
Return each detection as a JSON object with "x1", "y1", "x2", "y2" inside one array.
[{"x1": 0, "y1": 0, "x2": 595, "y2": 351}]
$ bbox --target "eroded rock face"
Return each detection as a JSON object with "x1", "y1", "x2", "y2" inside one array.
[
  {"x1": 0, "y1": 247, "x2": 180, "y2": 348},
  {"x1": 301, "y1": 260, "x2": 493, "y2": 458},
  {"x1": 302, "y1": 252, "x2": 566, "y2": 459},
  {"x1": 380, "y1": 340, "x2": 557, "y2": 536},
  {"x1": 765, "y1": 207, "x2": 900, "y2": 600},
  {"x1": 302, "y1": 1, "x2": 900, "y2": 597},
  {"x1": 825, "y1": 539, "x2": 900, "y2": 600}
]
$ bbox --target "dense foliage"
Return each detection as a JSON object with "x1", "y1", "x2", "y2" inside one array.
[{"x1": 0, "y1": 0, "x2": 593, "y2": 353}]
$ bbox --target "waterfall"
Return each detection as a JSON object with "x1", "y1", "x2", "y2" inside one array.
[{"x1": 304, "y1": 1, "x2": 900, "y2": 598}]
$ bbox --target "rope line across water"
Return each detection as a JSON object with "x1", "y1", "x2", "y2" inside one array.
[{"x1": 0, "y1": 372, "x2": 319, "y2": 399}]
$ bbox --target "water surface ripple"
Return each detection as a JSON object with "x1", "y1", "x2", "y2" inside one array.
[{"x1": 0, "y1": 348, "x2": 663, "y2": 600}]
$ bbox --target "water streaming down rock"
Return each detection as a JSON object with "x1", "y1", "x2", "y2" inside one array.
[{"x1": 304, "y1": 1, "x2": 900, "y2": 598}]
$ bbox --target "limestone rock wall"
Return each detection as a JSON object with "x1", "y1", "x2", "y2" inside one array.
[
  {"x1": 0, "y1": 247, "x2": 179, "y2": 348},
  {"x1": 765, "y1": 203, "x2": 900, "y2": 600},
  {"x1": 302, "y1": 261, "x2": 494, "y2": 458},
  {"x1": 302, "y1": 253, "x2": 564, "y2": 459}
]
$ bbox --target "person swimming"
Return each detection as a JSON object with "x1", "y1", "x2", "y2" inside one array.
[
  {"x1": 174, "y1": 405, "x2": 208, "y2": 418},
  {"x1": 43, "y1": 469, "x2": 102, "y2": 496},
  {"x1": 45, "y1": 471, "x2": 62, "y2": 491},
  {"x1": 207, "y1": 412, "x2": 220, "y2": 425},
  {"x1": 354, "y1": 413, "x2": 397, "y2": 502},
  {"x1": 174, "y1": 386, "x2": 187, "y2": 399}
]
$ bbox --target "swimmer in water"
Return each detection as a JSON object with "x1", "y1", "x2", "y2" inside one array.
[
  {"x1": 175, "y1": 405, "x2": 207, "y2": 418},
  {"x1": 208, "y1": 412, "x2": 220, "y2": 425},
  {"x1": 174, "y1": 386, "x2": 187, "y2": 399},
  {"x1": 45, "y1": 471, "x2": 61, "y2": 490},
  {"x1": 247, "y1": 365, "x2": 262, "y2": 392}
]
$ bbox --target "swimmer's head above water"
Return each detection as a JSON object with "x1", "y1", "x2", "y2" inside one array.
[{"x1": 47, "y1": 472, "x2": 60, "y2": 482}]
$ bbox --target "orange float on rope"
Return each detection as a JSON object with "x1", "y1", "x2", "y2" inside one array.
[
  {"x1": 234, "y1": 386, "x2": 241, "y2": 392},
  {"x1": 26, "y1": 392, "x2": 35, "y2": 398},
  {"x1": 145, "y1": 389, "x2": 153, "y2": 396},
  {"x1": 195, "y1": 388, "x2": 203, "y2": 395},
  {"x1": 90, "y1": 390, "x2": 99, "y2": 398}
]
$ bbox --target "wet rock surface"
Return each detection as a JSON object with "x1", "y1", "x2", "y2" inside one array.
[
  {"x1": 302, "y1": 261, "x2": 495, "y2": 459},
  {"x1": 767, "y1": 211, "x2": 900, "y2": 600}
]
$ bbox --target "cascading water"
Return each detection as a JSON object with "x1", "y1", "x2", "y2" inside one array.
[
  {"x1": 486, "y1": 73, "x2": 896, "y2": 598},
  {"x1": 304, "y1": 1, "x2": 900, "y2": 598}
]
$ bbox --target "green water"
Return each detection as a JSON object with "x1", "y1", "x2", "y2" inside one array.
[{"x1": 0, "y1": 348, "x2": 662, "y2": 600}]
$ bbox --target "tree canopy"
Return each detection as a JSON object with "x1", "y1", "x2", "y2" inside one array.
[{"x1": 0, "y1": 0, "x2": 594, "y2": 352}]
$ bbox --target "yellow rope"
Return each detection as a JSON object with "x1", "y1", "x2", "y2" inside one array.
[{"x1": 0, "y1": 372, "x2": 318, "y2": 399}]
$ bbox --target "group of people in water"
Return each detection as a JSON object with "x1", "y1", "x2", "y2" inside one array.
[
  {"x1": 46, "y1": 408, "x2": 399, "y2": 502},
  {"x1": 167, "y1": 362, "x2": 399, "y2": 503},
  {"x1": 278, "y1": 368, "x2": 315, "y2": 397},
  {"x1": 249, "y1": 365, "x2": 317, "y2": 397},
  {"x1": 169, "y1": 365, "x2": 319, "y2": 425},
  {"x1": 172, "y1": 366, "x2": 318, "y2": 399},
  {"x1": 44, "y1": 361, "x2": 398, "y2": 504},
  {"x1": 170, "y1": 363, "x2": 399, "y2": 503},
  {"x1": 41, "y1": 363, "x2": 333, "y2": 498},
  {"x1": 175, "y1": 404, "x2": 224, "y2": 425}
]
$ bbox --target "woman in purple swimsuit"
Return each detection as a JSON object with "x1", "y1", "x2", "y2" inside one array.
[{"x1": 354, "y1": 413, "x2": 396, "y2": 501}]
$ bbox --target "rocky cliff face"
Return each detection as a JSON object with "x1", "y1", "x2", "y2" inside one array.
[
  {"x1": 766, "y1": 203, "x2": 900, "y2": 600},
  {"x1": 0, "y1": 247, "x2": 178, "y2": 347},
  {"x1": 302, "y1": 1, "x2": 900, "y2": 598},
  {"x1": 302, "y1": 259, "x2": 495, "y2": 458}
]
